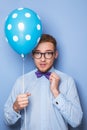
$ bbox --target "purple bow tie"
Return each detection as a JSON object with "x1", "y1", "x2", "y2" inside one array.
[{"x1": 35, "y1": 70, "x2": 51, "y2": 79}]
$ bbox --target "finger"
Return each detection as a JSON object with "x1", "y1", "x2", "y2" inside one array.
[
  {"x1": 49, "y1": 74, "x2": 56, "y2": 80},
  {"x1": 18, "y1": 102, "x2": 29, "y2": 109},
  {"x1": 21, "y1": 100, "x2": 29, "y2": 105},
  {"x1": 26, "y1": 92, "x2": 31, "y2": 96},
  {"x1": 51, "y1": 72, "x2": 57, "y2": 77},
  {"x1": 18, "y1": 94, "x2": 27, "y2": 98},
  {"x1": 22, "y1": 97, "x2": 29, "y2": 102},
  {"x1": 50, "y1": 72, "x2": 60, "y2": 80},
  {"x1": 17, "y1": 96, "x2": 29, "y2": 103},
  {"x1": 18, "y1": 93, "x2": 31, "y2": 98},
  {"x1": 18, "y1": 99, "x2": 29, "y2": 106}
]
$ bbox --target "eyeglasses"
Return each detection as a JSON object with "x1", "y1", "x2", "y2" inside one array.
[{"x1": 32, "y1": 51, "x2": 55, "y2": 59}]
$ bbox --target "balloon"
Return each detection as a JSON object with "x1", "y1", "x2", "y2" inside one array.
[{"x1": 4, "y1": 8, "x2": 42, "y2": 56}]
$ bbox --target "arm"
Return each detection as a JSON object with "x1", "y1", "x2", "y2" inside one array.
[
  {"x1": 4, "y1": 91, "x2": 21, "y2": 125},
  {"x1": 49, "y1": 73, "x2": 83, "y2": 128},
  {"x1": 4, "y1": 78, "x2": 31, "y2": 125}
]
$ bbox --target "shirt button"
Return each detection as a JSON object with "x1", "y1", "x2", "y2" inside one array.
[{"x1": 56, "y1": 101, "x2": 58, "y2": 104}]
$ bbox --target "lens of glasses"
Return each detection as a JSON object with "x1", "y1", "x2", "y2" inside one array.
[
  {"x1": 33, "y1": 52, "x2": 41, "y2": 58},
  {"x1": 33, "y1": 51, "x2": 54, "y2": 59},
  {"x1": 44, "y1": 52, "x2": 54, "y2": 58}
]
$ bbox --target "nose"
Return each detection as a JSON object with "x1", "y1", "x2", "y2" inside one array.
[{"x1": 41, "y1": 54, "x2": 45, "y2": 61}]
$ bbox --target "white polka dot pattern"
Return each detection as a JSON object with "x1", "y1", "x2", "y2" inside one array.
[{"x1": 4, "y1": 8, "x2": 42, "y2": 55}]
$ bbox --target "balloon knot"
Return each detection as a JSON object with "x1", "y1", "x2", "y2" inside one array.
[{"x1": 21, "y1": 54, "x2": 25, "y2": 58}]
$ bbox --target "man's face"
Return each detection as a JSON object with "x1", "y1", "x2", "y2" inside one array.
[{"x1": 32, "y1": 42, "x2": 58, "y2": 72}]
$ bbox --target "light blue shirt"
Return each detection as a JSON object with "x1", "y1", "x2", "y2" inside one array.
[{"x1": 4, "y1": 67, "x2": 83, "y2": 130}]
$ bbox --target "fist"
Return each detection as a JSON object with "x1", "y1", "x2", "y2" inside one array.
[
  {"x1": 49, "y1": 72, "x2": 60, "y2": 97},
  {"x1": 13, "y1": 92, "x2": 31, "y2": 112}
]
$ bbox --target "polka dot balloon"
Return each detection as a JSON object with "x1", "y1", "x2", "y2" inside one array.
[{"x1": 4, "y1": 8, "x2": 42, "y2": 56}]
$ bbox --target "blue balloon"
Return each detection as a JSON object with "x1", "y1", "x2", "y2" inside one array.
[{"x1": 4, "y1": 8, "x2": 42, "y2": 55}]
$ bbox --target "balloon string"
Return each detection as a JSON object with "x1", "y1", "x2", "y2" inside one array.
[
  {"x1": 22, "y1": 56, "x2": 27, "y2": 130},
  {"x1": 22, "y1": 57, "x2": 24, "y2": 93}
]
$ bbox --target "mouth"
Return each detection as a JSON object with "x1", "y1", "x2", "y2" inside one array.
[{"x1": 40, "y1": 63, "x2": 46, "y2": 68}]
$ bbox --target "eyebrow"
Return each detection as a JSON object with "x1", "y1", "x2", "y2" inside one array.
[{"x1": 34, "y1": 50, "x2": 54, "y2": 52}]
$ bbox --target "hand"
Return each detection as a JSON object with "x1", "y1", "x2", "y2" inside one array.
[
  {"x1": 13, "y1": 92, "x2": 31, "y2": 112},
  {"x1": 49, "y1": 72, "x2": 60, "y2": 97}
]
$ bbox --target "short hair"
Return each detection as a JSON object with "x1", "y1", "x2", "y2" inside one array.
[
  {"x1": 37, "y1": 34, "x2": 57, "y2": 51},
  {"x1": 32, "y1": 34, "x2": 57, "y2": 52}
]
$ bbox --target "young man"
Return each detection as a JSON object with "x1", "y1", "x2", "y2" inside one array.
[{"x1": 4, "y1": 34, "x2": 83, "y2": 130}]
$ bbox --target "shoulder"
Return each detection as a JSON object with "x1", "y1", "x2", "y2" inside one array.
[{"x1": 17, "y1": 69, "x2": 37, "y2": 81}]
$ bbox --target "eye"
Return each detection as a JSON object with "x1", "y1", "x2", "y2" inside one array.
[
  {"x1": 35, "y1": 52, "x2": 41, "y2": 55},
  {"x1": 46, "y1": 52, "x2": 53, "y2": 55},
  {"x1": 33, "y1": 52, "x2": 41, "y2": 58}
]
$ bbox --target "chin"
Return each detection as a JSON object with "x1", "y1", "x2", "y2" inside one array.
[
  {"x1": 37, "y1": 67, "x2": 46, "y2": 72},
  {"x1": 39, "y1": 69, "x2": 47, "y2": 73},
  {"x1": 37, "y1": 66, "x2": 52, "y2": 73}
]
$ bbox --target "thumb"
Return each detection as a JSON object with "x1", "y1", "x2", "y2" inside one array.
[{"x1": 26, "y1": 92, "x2": 31, "y2": 96}]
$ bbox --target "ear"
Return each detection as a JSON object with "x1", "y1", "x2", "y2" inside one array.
[{"x1": 55, "y1": 50, "x2": 58, "y2": 59}]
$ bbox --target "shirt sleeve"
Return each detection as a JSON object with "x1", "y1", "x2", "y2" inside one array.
[
  {"x1": 4, "y1": 104, "x2": 21, "y2": 125},
  {"x1": 4, "y1": 78, "x2": 22, "y2": 125},
  {"x1": 52, "y1": 77, "x2": 83, "y2": 128}
]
